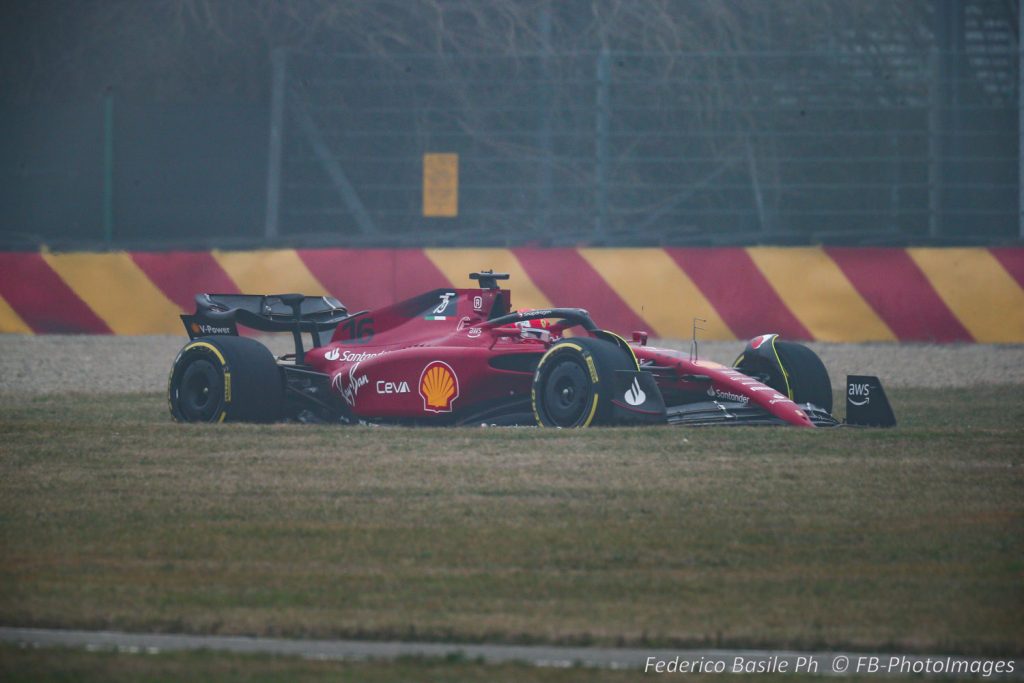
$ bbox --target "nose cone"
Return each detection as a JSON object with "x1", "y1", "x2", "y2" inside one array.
[{"x1": 794, "y1": 407, "x2": 814, "y2": 427}]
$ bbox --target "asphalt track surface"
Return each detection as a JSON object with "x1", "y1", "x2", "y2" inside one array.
[{"x1": 2, "y1": 627, "x2": 1021, "y2": 678}]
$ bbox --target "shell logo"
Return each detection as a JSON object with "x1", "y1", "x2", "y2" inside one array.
[{"x1": 419, "y1": 360, "x2": 460, "y2": 413}]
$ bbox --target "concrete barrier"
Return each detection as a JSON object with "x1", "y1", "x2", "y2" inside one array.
[{"x1": 1, "y1": 247, "x2": 1022, "y2": 342}]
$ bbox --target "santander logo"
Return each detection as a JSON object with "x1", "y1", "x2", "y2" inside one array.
[{"x1": 624, "y1": 377, "x2": 646, "y2": 406}]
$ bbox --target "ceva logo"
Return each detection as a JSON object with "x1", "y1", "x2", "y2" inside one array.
[{"x1": 376, "y1": 380, "x2": 410, "y2": 394}]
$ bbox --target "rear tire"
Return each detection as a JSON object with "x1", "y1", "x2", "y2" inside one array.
[
  {"x1": 169, "y1": 336, "x2": 284, "y2": 423},
  {"x1": 532, "y1": 337, "x2": 636, "y2": 427},
  {"x1": 774, "y1": 341, "x2": 832, "y2": 413}
]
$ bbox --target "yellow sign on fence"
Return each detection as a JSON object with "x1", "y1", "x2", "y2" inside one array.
[{"x1": 423, "y1": 153, "x2": 458, "y2": 217}]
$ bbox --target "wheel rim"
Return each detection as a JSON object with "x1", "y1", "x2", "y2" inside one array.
[
  {"x1": 541, "y1": 357, "x2": 592, "y2": 426},
  {"x1": 178, "y1": 359, "x2": 224, "y2": 422}
]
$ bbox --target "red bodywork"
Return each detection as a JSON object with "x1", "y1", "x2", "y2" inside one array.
[{"x1": 302, "y1": 286, "x2": 814, "y2": 427}]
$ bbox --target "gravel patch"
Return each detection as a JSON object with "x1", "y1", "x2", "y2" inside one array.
[
  {"x1": 1, "y1": 334, "x2": 1022, "y2": 396},
  {"x1": 0, "y1": 334, "x2": 296, "y2": 396}
]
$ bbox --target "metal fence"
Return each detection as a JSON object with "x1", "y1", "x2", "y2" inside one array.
[
  {"x1": 269, "y1": 41, "x2": 1020, "y2": 247},
  {"x1": 1, "y1": 6, "x2": 1021, "y2": 249},
  {"x1": 0, "y1": 101, "x2": 268, "y2": 247}
]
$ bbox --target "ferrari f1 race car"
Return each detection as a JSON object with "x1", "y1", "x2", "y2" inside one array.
[{"x1": 168, "y1": 271, "x2": 895, "y2": 428}]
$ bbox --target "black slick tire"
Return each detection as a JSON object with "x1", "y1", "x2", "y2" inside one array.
[
  {"x1": 168, "y1": 336, "x2": 284, "y2": 423},
  {"x1": 532, "y1": 337, "x2": 637, "y2": 427},
  {"x1": 773, "y1": 340, "x2": 833, "y2": 413}
]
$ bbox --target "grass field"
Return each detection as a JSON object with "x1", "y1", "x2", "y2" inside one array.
[
  {"x1": 1, "y1": 387, "x2": 1021, "y2": 666},
  {"x1": 0, "y1": 644, "x2": 895, "y2": 683}
]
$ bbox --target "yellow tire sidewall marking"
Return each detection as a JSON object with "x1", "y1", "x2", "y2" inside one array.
[
  {"x1": 533, "y1": 342, "x2": 601, "y2": 428},
  {"x1": 177, "y1": 341, "x2": 231, "y2": 422},
  {"x1": 184, "y1": 341, "x2": 227, "y2": 366},
  {"x1": 582, "y1": 394, "x2": 600, "y2": 428},
  {"x1": 767, "y1": 336, "x2": 793, "y2": 400}
]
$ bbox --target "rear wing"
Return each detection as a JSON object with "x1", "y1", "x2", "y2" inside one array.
[{"x1": 181, "y1": 292, "x2": 353, "y2": 364}]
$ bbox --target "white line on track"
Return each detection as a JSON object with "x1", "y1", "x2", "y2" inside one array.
[{"x1": 1, "y1": 627, "x2": 1020, "y2": 678}]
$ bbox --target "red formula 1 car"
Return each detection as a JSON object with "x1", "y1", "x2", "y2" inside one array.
[{"x1": 168, "y1": 271, "x2": 894, "y2": 428}]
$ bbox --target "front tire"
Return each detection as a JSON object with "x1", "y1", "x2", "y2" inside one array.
[
  {"x1": 532, "y1": 337, "x2": 636, "y2": 427},
  {"x1": 773, "y1": 340, "x2": 832, "y2": 413},
  {"x1": 169, "y1": 336, "x2": 284, "y2": 423}
]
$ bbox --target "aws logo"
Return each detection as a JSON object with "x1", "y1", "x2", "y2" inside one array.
[
  {"x1": 419, "y1": 361, "x2": 460, "y2": 413},
  {"x1": 848, "y1": 382, "x2": 872, "y2": 406}
]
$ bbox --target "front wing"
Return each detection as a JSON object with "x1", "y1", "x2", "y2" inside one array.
[{"x1": 666, "y1": 400, "x2": 840, "y2": 427}]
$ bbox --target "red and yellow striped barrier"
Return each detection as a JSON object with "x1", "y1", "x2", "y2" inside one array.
[{"x1": 1, "y1": 247, "x2": 1022, "y2": 342}]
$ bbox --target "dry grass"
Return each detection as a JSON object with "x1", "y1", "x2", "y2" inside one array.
[{"x1": 0, "y1": 387, "x2": 1021, "y2": 656}]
